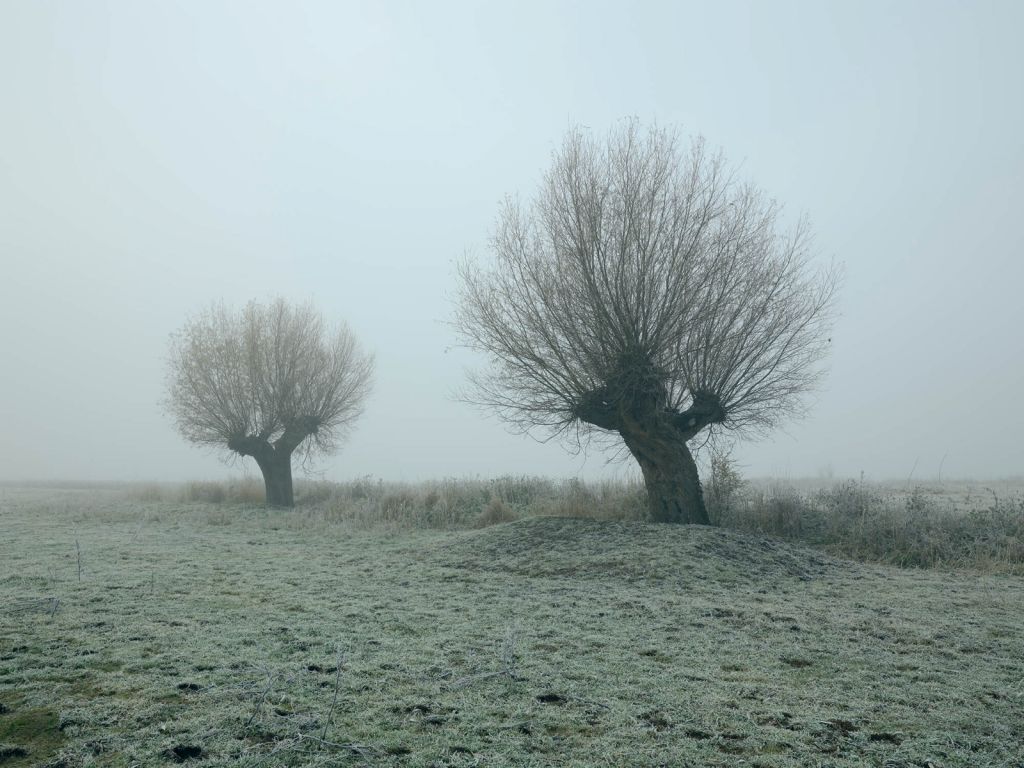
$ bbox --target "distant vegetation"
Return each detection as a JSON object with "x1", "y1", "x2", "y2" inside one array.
[
  {"x1": 124, "y1": 472, "x2": 1024, "y2": 574},
  {"x1": 162, "y1": 123, "x2": 837, "y2": 519}
]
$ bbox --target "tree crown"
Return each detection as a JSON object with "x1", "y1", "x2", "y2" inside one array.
[
  {"x1": 456, "y1": 122, "x2": 837, "y2": 445},
  {"x1": 166, "y1": 298, "x2": 374, "y2": 461}
]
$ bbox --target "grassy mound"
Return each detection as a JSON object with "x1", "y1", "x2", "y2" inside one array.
[{"x1": 431, "y1": 516, "x2": 841, "y2": 585}]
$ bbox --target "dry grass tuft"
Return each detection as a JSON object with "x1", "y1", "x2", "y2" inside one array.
[{"x1": 709, "y1": 472, "x2": 1024, "y2": 574}]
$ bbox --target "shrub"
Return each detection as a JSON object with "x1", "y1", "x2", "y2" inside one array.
[
  {"x1": 184, "y1": 481, "x2": 226, "y2": 504},
  {"x1": 476, "y1": 497, "x2": 518, "y2": 527},
  {"x1": 227, "y1": 478, "x2": 265, "y2": 504},
  {"x1": 295, "y1": 481, "x2": 336, "y2": 506},
  {"x1": 717, "y1": 477, "x2": 1024, "y2": 573},
  {"x1": 705, "y1": 451, "x2": 746, "y2": 524}
]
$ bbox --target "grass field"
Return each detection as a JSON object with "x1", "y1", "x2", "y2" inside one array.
[{"x1": 1, "y1": 485, "x2": 1022, "y2": 767}]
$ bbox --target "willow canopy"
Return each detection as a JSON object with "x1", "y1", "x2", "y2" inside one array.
[
  {"x1": 456, "y1": 123, "x2": 837, "y2": 524},
  {"x1": 166, "y1": 298, "x2": 374, "y2": 507}
]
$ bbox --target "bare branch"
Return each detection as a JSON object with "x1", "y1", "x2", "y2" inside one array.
[
  {"x1": 454, "y1": 121, "x2": 838, "y2": 523},
  {"x1": 455, "y1": 122, "x2": 836, "y2": 445}
]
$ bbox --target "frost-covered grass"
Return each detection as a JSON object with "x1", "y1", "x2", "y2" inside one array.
[
  {"x1": 116, "y1": 474, "x2": 1024, "y2": 576},
  {"x1": 707, "y1": 474, "x2": 1024, "y2": 574},
  {"x1": 1, "y1": 486, "x2": 1022, "y2": 767}
]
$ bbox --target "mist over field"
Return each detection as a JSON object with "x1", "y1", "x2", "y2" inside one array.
[
  {"x1": 3, "y1": 6, "x2": 1024, "y2": 764},
  {"x1": 1, "y1": 0, "x2": 1022, "y2": 485}
]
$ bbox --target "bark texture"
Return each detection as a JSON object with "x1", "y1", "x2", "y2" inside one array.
[
  {"x1": 227, "y1": 434, "x2": 299, "y2": 508},
  {"x1": 255, "y1": 450, "x2": 295, "y2": 508},
  {"x1": 622, "y1": 431, "x2": 708, "y2": 524},
  {"x1": 575, "y1": 364, "x2": 724, "y2": 524}
]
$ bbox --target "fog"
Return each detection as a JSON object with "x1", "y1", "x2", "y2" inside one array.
[{"x1": 1, "y1": 0, "x2": 1021, "y2": 485}]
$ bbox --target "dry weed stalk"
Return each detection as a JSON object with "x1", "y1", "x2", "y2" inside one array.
[
  {"x1": 453, "y1": 627, "x2": 522, "y2": 689},
  {"x1": 320, "y1": 648, "x2": 346, "y2": 742},
  {"x1": 6, "y1": 596, "x2": 60, "y2": 617},
  {"x1": 237, "y1": 654, "x2": 378, "y2": 766},
  {"x1": 245, "y1": 667, "x2": 280, "y2": 728}
]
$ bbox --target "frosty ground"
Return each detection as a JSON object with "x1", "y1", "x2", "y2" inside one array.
[{"x1": 1, "y1": 486, "x2": 1021, "y2": 767}]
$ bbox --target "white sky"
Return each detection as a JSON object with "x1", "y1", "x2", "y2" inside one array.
[{"x1": 1, "y1": 0, "x2": 1021, "y2": 484}]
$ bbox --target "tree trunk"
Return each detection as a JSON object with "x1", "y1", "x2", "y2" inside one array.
[
  {"x1": 255, "y1": 451, "x2": 295, "y2": 508},
  {"x1": 622, "y1": 431, "x2": 709, "y2": 524}
]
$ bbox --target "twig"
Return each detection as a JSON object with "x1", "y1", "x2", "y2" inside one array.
[
  {"x1": 320, "y1": 649, "x2": 346, "y2": 742},
  {"x1": 906, "y1": 457, "x2": 918, "y2": 488},
  {"x1": 250, "y1": 732, "x2": 378, "y2": 767},
  {"x1": 7, "y1": 597, "x2": 61, "y2": 616},
  {"x1": 453, "y1": 627, "x2": 522, "y2": 688},
  {"x1": 298, "y1": 733, "x2": 377, "y2": 760},
  {"x1": 248, "y1": 734, "x2": 299, "y2": 768},
  {"x1": 245, "y1": 671, "x2": 276, "y2": 728},
  {"x1": 76, "y1": 539, "x2": 82, "y2": 582}
]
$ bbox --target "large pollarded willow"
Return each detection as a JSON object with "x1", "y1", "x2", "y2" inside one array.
[
  {"x1": 456, "y1": 123, "x2": 837, "y2": 524},
  {"x1": 166, "y1": 298, "x2": 374, "y2": 507}
]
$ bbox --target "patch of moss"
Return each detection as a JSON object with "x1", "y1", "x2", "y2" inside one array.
[{"x1": 0, "y1": 706, "x2": 63, "y2": 766}]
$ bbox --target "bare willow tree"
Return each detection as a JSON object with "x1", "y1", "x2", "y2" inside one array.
[
  {"x1": 165, "y1": 298, "x2": 374, "y2": 507},
  {"x1": 456, "y1": 122, "x2": 837, "y2": 524}
]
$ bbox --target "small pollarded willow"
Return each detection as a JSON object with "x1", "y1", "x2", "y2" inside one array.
[
  {"x1": 456, "y1": 122, "x2": 837, "y2": 524},
  {"x1": 166, "y1": 298, "x2": 374, "y2": 507}
]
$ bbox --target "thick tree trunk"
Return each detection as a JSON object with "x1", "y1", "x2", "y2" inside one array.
[
  {"x1": 255, "y1": 451, "x2": 294, "y2": 508},
  {"x1": 574, "y1": 363, "x2": 723, "y2": 525},
  {"x1": 622, "y1": 431, "x2": 709, "y2": 525},
  {"x1": 227, "y1": 433, "x2": 301, "y2": 508}
]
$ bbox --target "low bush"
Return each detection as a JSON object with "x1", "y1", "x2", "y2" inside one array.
[
  {"x1": 716, "y1": 473, "x2": 1024, "y2": 574},
  {"x1": 476, "y1": 497, "x2": 519, "y2": 527},
  {"x1": 184, "y1": 480, "x2": 226, "y2": 504}
]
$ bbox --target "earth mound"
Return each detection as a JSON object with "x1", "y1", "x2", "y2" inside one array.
[{"x1": 428, "y1": 516, "x2": 852, "y2": 587}]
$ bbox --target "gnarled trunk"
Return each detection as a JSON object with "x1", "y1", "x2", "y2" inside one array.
[
  {"x1": 574, "y1": 366, "x2": 723, "y2": 524},
  {"x1": 229, "y1": 431, "x2": 306, "y2": 508},
  {"x1": 622, "y1": 429, "x2": 709, "y2": 525},
  {"x1": 254, "y1": 450, "x2": 294, "y2": 507}
]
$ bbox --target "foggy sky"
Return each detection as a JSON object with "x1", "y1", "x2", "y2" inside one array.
[{"x1": 2, "y1": 0, "x2": 1022, "y2": 484}]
